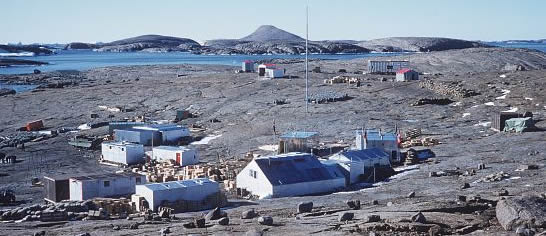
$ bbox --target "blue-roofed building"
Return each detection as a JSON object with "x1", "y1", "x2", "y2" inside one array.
[
  {"x1": 356, "y1": 129, "x2": 401, "y2": 163},
  {"x1": 134, "y1": 178, "x2": 221, "y2": 212},
  {"x1": 329, "y1": 148, "x2": 392, "y2": 184},
  {"x1": 278, "y1": 131, "x2": 319, "y2": 154},
  {"x1": 236, "y1": 152, "x2": 345, "y2": 199},
  {"x1": 133, "y1": 124, "x2": 190, "y2": 145}
]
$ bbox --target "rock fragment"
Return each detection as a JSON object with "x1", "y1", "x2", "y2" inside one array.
[
  {"x1": 258, "y1": 216, "x2": 273, "y2": 226},
  {"x1": 297, "y1": 202, "x2": 313, "y2": 213}
]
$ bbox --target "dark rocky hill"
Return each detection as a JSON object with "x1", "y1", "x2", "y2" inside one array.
[
  {"x1": 93, "y1": 35, "x2": 201, "y2": 52},
  {"x1": 202, "y1": 25, "x2": 369, "y2": 55},
  {"x1": 358, "y1": 37, "x2": 491, "y2": 52},
  {"x1": 240, "y1": 25, "x2": 304, "y2": 42},
  {"x1": 0, "y1": 45, "x2": 54, "y2": 55},
  {"x1": 63, "y1": 42, "x2": 98, "y2": 50}
]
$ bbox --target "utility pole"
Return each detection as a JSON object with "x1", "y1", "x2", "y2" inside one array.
[{"x1": 305, "y1": 0, "x2": 309, "y2": 113}]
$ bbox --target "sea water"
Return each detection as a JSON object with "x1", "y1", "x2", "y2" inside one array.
[{"x1": 0, "y1": 50, "x2": 398, "y2": 75}]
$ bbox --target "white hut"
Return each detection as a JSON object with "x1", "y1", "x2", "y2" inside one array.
[
  {"x1": 101, "y1": 142, "x2": 145, "y2": 165},
  {"x1": 152, "y1": 146, "x2": 199, "y2": 166},
  {"x1": 69, "y1": 172, "x2": 145, "y2": 201},
  {"x1": 356, "y1": 129, "x2": 401, "y2": 163},
  {"x1": 396, "y1": 69, "x2": 419, "y2": 81},
  {"x1": 134, "y1": 178, "x2": 220, "y2": 211},
  {"x1": 265, "y1": 68, "x2": 285, "y2": 78},
  {"x1": 133, "y1": 124, "x2": 190, "y2": 145},
  {"x1": 258, "y1": 64, "x2": 276, "y2": 76},
  {"x1": 236, "y1": 152, "x2": 345, "y2": 199},
  {"x1": 328, "y1": 148, "x2": 391, "y2": 184}
]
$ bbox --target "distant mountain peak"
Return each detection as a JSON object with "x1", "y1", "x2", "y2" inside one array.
[{"x1": 240, "y1": 25, "x2": 304, "y2": 42}]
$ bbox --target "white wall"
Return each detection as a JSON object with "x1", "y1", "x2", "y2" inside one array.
[
  {"x1": 236, "y1": 161, "x2": 273, "y2": 199},
  {"x1": 136, "y1": 181, "x2": 219, "y2": 211},
  {"x1": 102, "y1": 143, "x2": 145, "y2": 165},
  {"x1": 366, "y1": 140, "x2": 400, "y2": 163},
  {"x1": 265, "y1": 69, "x2": 284, "y2": 78},
  {"x1": 273, "y1": 178, "x2": 345, "y2": 198},
  {"x1": 161, "y1": 127, "x2": 190, "y2": 143},
  {"x1": 69, "y1": 175, "x2": 145, "y2": 201},
  {"x1": 152, "y1": 147, "x2": 199, "y2": 166}
]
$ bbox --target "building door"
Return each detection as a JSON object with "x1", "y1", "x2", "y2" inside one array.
[
  {"x1": 391, "y1": 151, "x2": 398, "y2": 162},
  {"x1": 176, "y1": 153, "x2": 181, "y2": 165}
]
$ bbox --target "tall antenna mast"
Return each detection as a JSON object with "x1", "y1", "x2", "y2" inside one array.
[{"x1": 305, "y1": 0, "x2": 309, "y2": 113}]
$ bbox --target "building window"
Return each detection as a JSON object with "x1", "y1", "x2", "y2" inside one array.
[
  {"x1": 104, "y1": 181, "x2": 110, "y2": 187},
  {"x1": 109, "y1": 146, "x2": 112, "y2": 149},
  {"x1": 121, "y1": 148, "x2": 125, "y2": 151},
  {"x1": 136, "y1": 177, "x2": 141, "y2": 184},
  {"x1": 249, "y1": 169, "x2": 257, "y2": 178}
]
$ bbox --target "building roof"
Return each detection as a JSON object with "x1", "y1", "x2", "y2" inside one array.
[
  {"x1": 133, "y1": 124, "x2": 187, "y2": 132},
  {"x1": 335, "y1": 148, "x2": 389, "y2": 162},
  {"x1": 153, "y1": 146, "x2": 192, "y2": 152},
  {"x1": 103, "y1": 141, "x2": 143, "y2": 148},
  {"x1": 365, "y1": 129, "x2": 397, "y2": 141},
  {"x1": 140, "y1": 178, "x2": 215, "y2": 191},
  {"x1": 253, "y1": 152, "x2": 343, "y2": 186},
  {"x1": 280, "y1": 131, "x2": 318, "y2": 139},
  {"x1": 397, "y1": 68, "x2": 415, "y2": 74},
  {"x1": 70, "y1": 172, "x2": 144, "y2": 181}
]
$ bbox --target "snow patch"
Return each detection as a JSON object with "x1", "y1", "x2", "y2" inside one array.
[
  {"x1": 484, "y1": 102, "x2": 495, "y2": 106},
  {"x1": 191, "y1": 134, "x2": 222, "y2": 145},
  {"x1": 259, "y1": 145, "x2": 278, "y2": 152},
  {"x1": 451, "y1": 102, "x2": 462, "y2": 107},
  {"x1": 474, "y1": 121, "x2": 491, "y2": 127},
  {"x1": 499, "y1": 74, "x2": 507, "y2": 78},
  {"x1": 525, "y1": 97, "x2": 534, "y2": 101},
  {"x1": 503, "y1": 107, "x2": 518, "y2": 113},
  {"x1": 462, "y1": 113, "x2": 471, "y2": 118}
]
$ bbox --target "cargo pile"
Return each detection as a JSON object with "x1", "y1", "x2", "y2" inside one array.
[
  {"x1": 308, "y1": 92, "x2": 350, "y2": 104},
  {"x1": 419, "y1": 80, "x2": 478, "y2": 98},
  {"x1": 130, "y1": 152, "x2": 254, "y2": 184},
  {"x1": 324, "y1": 76, "x2": 359, "y2": 85},
  {"x1": 400, "y1": 137, "x2": 439, "y2": 148}
]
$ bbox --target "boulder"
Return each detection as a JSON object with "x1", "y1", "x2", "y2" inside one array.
[
  {"x1": 160, "y1": 227, "x2": 171, "y2": 235},
  {"x1": 515, "y1": 226, "x2": 535, "y2": 236},
  {"x1": 205, "y1": 207, "x2": 227, "y2": 221},
  {"x1": 182, "y1": 222, "x2": 195, "y2": 229},
  {"x1": 338, "y1": 212, "x2": 354, "y2": 222},
  {"x1": 407, "y1": 192, "x2": 416, "y2": 198},
  {"x1": 0, "y1": 88, "x2": 16, "y2": 97},
  {"x1": 346, "y1": 200, "x2": 361, "y2": 210},
  {"x1": 217, "y1": 217, "x2": 229, "y2": 225},
  {"x1": 242, "y1": 209, "x2": 257, "y2": 219},
  {"x1": 297, "y1": 202, "x2": 313, "y2": 213},
  {"x1": 33, "y1": 231, "x2": 46, "y2": 236},
  {"x1": 245, "y1": 229, "x2": 264, "y2": 236},
  {"x1": 411, "y1": 212, "x2": 426, "y2": 223},
  {"x1": 461, "y1": 183, "x2": 471, "y2": 189},
  {"x1": 496, "y1": 196, "x2": 546, "y2": 231},
  {"x1": 366, "y1": 214, "x2": 381, "y2": 223},
  {"x1": 194, "y1": 218, "x2": 206, "y2": 228},
  {"x1": 258, "y1": 216, "x2": 273, "y2": 226}
]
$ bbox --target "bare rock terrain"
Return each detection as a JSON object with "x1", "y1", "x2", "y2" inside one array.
[
  {"x1": 0, "y1": 47, "x2": 545, "y2": 235},
  {"x1": 358, "y1": 37, "x2": 491, "y2": 52}
]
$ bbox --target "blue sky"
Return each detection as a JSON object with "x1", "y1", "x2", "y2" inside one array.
[{"x1": 2, "y1": 0, "x2": 545, "y2": 44}]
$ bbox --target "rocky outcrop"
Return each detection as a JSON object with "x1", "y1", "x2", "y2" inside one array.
[
  {"x1": 0, "y1": 88, "x2": 16, "y2": 96},
  {"x1": 0, "y1": 58, "x2": 48, "y2": 67},
  {"x1": 202, "y1": 25, "x2": 370, "y2": 55},
  {"x1": 241, "y1": 25, "x2": 304, "y2": 42},
  {"x1": 64, "y1": 42, "x2": 97, "y2": 50},
  {"x1": 358, "y1": 37, "x2": 491, "y2": 52},
  {"x1": 496, "y1": 195, "x2": 546, "y2": 231},
  {"x1": 0, "y1": 45, "x2": 54, "y2": 55},
  {"x1": 94, "y1": 35, "x2": 201, "y2": 52}
]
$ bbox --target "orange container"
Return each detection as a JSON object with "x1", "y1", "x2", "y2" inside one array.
[{"x1": 26, "y1": 120, "x2": 44, "y2": 131}]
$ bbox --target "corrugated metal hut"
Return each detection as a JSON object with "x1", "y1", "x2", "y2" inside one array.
[
  {"x1": 328, "y1": 148, "x2": 392, "y2": 184},
  {"x1": 278, "y1": 131, "x2": 319, "y2": 154},
  {"x1": 101, "y1": 142, "x2": 145, "y2": 165},
  {"x1": 152, "y1": 146, "x2": 199, "y2": 166},
  {"x1": 108, "y1": 121, "x2": 146, "y2": 135},
  {"x1": 368, "y1": 60, "x2": 409, "y2": 74},
  {"x1": 133, "y1": 124, "x2": 191, "y2": 145},
  {"x1": 69, "y1": 172, "x2": 145, "y2": 201},
  {"x1": 44, "y1": 174, "x2": 73, "y2": 202},
  {"x1": 134, "y1": 178, "x2": 220, "y2": 211},
  {"x1": 491, "y1": 112, "x2": 521, "y2": 131}
]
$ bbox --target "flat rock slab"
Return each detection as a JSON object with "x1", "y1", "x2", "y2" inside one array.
[{"x1": 496, "y1": 196, "x2": 546, "y2": 231}]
